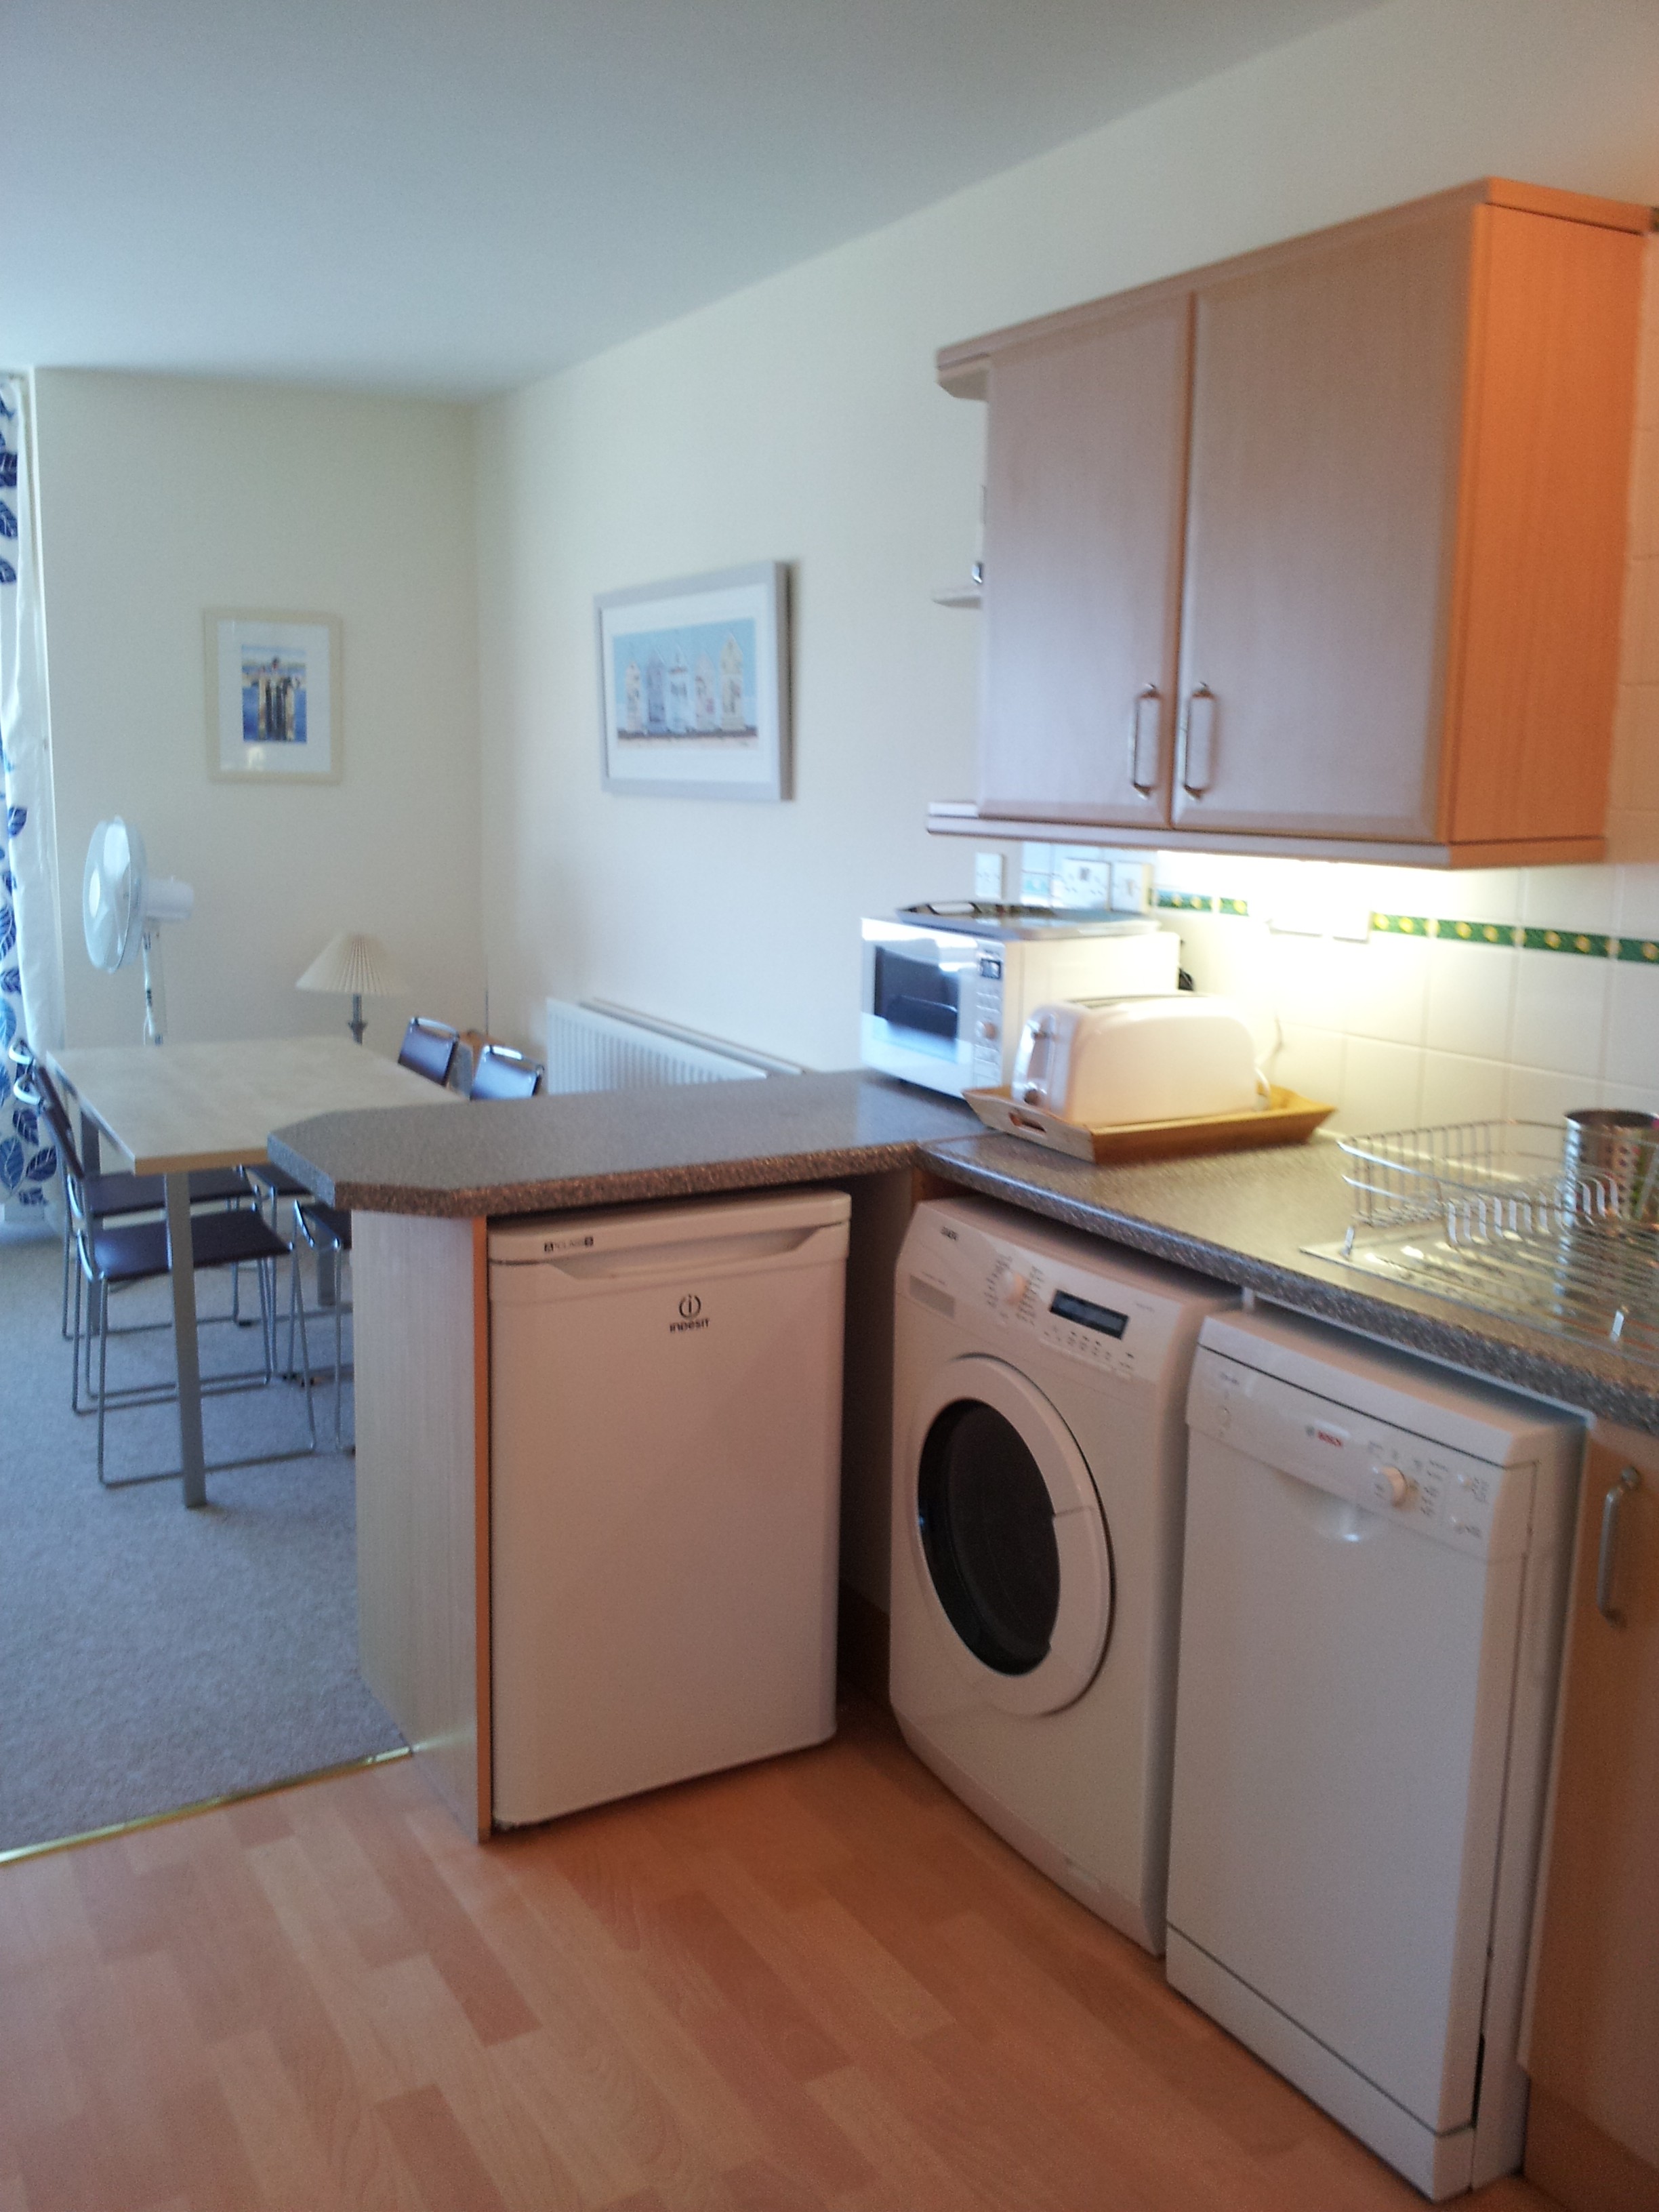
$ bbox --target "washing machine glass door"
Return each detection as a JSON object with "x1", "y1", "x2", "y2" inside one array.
[{"x1": 910, "y1": 1354, "x2": 1113, "y2": 1717}]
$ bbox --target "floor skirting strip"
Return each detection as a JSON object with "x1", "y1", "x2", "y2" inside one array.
[{"x1": 0, "y1": 1744, "x2": 410, "y2": 1867}]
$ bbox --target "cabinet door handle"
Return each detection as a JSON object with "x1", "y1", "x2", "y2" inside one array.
[
  {"x1": 1128, "y1": 686, "x2": 1161, "y2": 794},
  {"x1": 1596, "y1": 1464, "x2": 1641, "y2": 1626},
  {"x1": 1180, "y1": 684, "x2": 1218, "y2": 796}
]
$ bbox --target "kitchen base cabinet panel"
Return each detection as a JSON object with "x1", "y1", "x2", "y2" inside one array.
[{"x1": 1523, "y1": 1422, "x2": 1659, "y2": 2209}]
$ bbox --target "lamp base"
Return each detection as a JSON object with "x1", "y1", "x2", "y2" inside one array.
[{"x1": 348, "y1": 993, "x2": 366, "y2": 1046}]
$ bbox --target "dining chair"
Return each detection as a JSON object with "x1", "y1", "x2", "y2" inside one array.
[
  {"x1": 469, "y1": 1043, "x2": 545, "y2": 1100},
  {"x1": 27, "y1": 1082, "x2": 315, "y2": 1483},
  {"x1": 7, "y1": 1042, "x2": 252, "y2": 1343},
  {"x1": 397, "y1": 1017, "x2": 459, "y2": 1086},
  {"x1": 288, "y1": 1200, "x2": 352, "y2": 1448}
]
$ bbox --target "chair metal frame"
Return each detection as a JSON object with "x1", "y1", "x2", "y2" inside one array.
[
  {"x1": 397, "y1": 1016, "x2": 459, "y2": 1087},
  {"x1": 19, "y1": 1066, "x2": 319, "y2": 1484},
  {"x1": 469, "y1": 1042, "x2": 545, "y2": 1100},
  {"x1": 6, "y1": 1041, "x2": 253, "y2": 1347},
  {"x1": 287, "y1": 1200, "x2": 352, "y2": 1448}
]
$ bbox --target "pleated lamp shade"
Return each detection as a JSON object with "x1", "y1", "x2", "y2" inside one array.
[{"x1": 296, "y1": 933, "x2": 409, "y2": 1044}]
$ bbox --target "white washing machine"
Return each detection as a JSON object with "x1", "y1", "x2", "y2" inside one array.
[{"x1": 890, "y1": 1195, "x2": 1235, "y2": 1950}]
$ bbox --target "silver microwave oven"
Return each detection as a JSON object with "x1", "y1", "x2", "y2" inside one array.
[{"x1": 859, "y1": 903, "x2": 1180, "y2": 1097}]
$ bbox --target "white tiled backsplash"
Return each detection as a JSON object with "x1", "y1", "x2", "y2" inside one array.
[
  {"x1": 1148, "y1": 855, "x2": 1659, "y2": 1135},
  {"x1": 998, "y1": 236, "x2": 1659, "y2": 1142}
]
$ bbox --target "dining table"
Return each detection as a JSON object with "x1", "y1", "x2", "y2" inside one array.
[{"x1": 44, "y1": 1036, "x2": 458, "y2": 1507}]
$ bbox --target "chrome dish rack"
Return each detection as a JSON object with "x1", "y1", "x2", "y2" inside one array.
[{"x1": 1305, "y1": 1120, "x2": 1659, "y2": 1367}]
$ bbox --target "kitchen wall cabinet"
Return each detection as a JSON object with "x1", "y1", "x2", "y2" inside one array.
[
  {"x1": 936, "y1": 180, "x2": 1650, "y2": 867},
  {"x1": 1523, "y1": 1422, "x2": 1659, "y2": 2212},
  {"x1": 978, "y1": 296, "x2": 1191, "y2": 827}
]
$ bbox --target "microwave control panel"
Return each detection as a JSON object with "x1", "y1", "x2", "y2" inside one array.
[{"x1": 972, "y1": 949, "x2": 1005, "y2": 1086}]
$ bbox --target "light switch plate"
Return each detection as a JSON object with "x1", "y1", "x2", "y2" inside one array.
[
  {"x1": 974, "y1": 850, "x2": 1005, "y2": 901},
  {"x1": 1111, "y1": 861, "x2": 1151, "y2": 914},
  {"x1": 1019, "y1": 842, "x2": 1055, "y2": 905}
]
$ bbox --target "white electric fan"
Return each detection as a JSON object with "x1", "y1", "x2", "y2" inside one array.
[{"x1": 82, "y1": 817, "x2": 194, "y2": 1044}]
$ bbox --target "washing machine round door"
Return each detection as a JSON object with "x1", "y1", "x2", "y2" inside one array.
[{"x1": 907, "y1": 1354, "x2": 1113, "y2": 1717}]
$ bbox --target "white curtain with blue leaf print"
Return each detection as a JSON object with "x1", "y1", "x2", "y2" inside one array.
[{"x1": 0, "y1": 376, "x2": 67, "y2": 1220}]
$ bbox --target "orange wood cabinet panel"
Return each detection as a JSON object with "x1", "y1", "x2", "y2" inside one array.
[
  {"x1": 1523, "y1": 1422, "x2": 1659, "y2": 2211},
  {"x1": 1173, "y1": 196, "x2": 1471, "y2": 840},
  {"x1": 942, "y1": 179, "x2": 1648, "y2": 863},
  {"x1": 979, "y1": 296, "x2": 1191, "y2": 824},
  {"x1": 354, "y1": 1210, "x2": 493, "y2": 1841}
]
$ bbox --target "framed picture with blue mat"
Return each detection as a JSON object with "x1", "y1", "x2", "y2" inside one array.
[{"x1": 206, "y1": 609, "x2": 342, "y2": 783}]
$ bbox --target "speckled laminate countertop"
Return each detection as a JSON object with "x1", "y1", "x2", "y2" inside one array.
[
  {"x1": 268, "y1": 1069, "x2": 978, "y2": 1218},
  {"x1": 917, "y1": 1130, "x2": 1659, "y2": 1434}
]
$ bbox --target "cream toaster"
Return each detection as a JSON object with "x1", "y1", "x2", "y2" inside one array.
[{"x1": 1010, "y1": 996, "x2": 1264, "y2": 1126}]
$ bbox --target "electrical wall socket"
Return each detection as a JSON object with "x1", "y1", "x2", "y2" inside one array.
[
  {"x1": 973, "y1": 851, "x2": 1005, "y2": 901},
  {"x1": 1054, "y1": 848, "x2": 1112, "y2": 909}
]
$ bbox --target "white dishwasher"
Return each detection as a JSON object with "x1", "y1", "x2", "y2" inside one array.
[
  {"x1": 1166, "y1": 1305, "x2": 1582, "y2": 2200},
  {"x1": 488, "y1": 1188, "x2": 849, "y2": 1827}
]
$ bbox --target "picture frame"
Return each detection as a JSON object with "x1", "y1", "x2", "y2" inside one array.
[
  {"x1": 205, "y1": 610, "x2": 342, "y2": 783},
  {"x1": 596, "y1": 562, "x2": 790, "y2": 801}
]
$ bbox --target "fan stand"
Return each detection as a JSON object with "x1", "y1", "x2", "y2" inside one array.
[{"x1": 141, "y1": 927, "x2": 168, "y2": 1046}]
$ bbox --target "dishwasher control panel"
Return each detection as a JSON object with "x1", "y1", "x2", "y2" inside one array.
[{"x1": 1187, "y1": 1347, "x2": 1534, "y2": 1561}]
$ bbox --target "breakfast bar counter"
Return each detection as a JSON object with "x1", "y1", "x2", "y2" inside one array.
[
  {"x1": 269, "y1": 1068, "x2": 978, "y2": 1216},
  {"x1": 268, "y1": 1069, "x2": 977, "y2": 1841}
]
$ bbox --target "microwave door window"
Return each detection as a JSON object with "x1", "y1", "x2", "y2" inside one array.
[{"x1": 874, "y1": 947, "x2": 962, "y2": 1057}]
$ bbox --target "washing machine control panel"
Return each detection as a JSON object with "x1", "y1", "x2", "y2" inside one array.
[{"x1": 978, "y1": 1246, "x2": 1182, "y2": 1382}]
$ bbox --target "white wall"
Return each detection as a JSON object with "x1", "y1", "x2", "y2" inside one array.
[
  {"x1": 37, "y1": 371, "x2": 484, "y2": 1053},
  {"x1": 476, "y1": 0, "x2": 1659, "y2": 1092}
]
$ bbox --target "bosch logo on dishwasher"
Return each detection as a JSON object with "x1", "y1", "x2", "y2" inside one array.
[{"x1": 671, "y1": 1292, "x2": 709, "y2": 1334}]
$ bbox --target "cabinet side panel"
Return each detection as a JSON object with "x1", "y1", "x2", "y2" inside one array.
[
  {"x1": 1448, "y1": 210, "x2": 1644, "y2": 845},
  {"x1": 1524, "y1": 1425, "x2": 1659, "y2": 2176},
  {"x1": 980, "y1": 297, "x2": 1191, "y2": 824},
  {"x1": 1172, "y1": 201, "x2": 1471, "y2": 840},
  {"x1": 355, "y1": 1210, "x2": 485, "y2": 1836}
]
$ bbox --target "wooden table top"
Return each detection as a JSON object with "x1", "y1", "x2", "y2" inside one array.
[{"x1": 46, "y1": 1036, "x2": 457, "y2": 1175}]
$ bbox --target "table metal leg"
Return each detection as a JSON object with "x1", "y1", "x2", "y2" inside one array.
[{"x1": 164, "y1": 1169, "x2": 208, "y2": 1508}]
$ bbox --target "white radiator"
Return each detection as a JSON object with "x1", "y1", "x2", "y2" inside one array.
[{"x1": 544, "y1": 1000, "x2": 792, "y2": 1094}]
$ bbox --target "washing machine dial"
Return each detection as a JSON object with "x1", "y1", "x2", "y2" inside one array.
[{"x1": 993, "y1": 1265, "x2": 1031, "y2": 1314}]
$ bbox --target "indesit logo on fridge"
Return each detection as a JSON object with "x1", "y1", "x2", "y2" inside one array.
[{"x1": 670, "y1": 1292, "x2": 710, "y2": 1334}]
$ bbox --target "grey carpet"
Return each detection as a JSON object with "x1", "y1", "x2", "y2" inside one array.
[{"x1": 0, "y1": 1221, "x2": 403, "y2": 1851}]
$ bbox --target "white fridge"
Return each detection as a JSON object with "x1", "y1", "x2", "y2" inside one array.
[{"x1": 487, "y1": 1187, "x2": 850, "y2": 1826}]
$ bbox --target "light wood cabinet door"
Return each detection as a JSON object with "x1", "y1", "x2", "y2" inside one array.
[
  {"x1": 1524, "y1": 1423, "x2": 1659, "y2": 2212},
  {"x1": 979, "y1": 295, "x2": 1191, "y2": 825},
  {"x1": 1171, "y1": 199, "x2": 1471, "y2": 840}
]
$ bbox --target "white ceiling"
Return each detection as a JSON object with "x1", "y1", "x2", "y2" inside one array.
[{"x1": 6, "y1": 0, "x2": 1382, "y2": 399}]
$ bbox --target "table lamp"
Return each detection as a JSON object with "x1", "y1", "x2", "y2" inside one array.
[{"x1": 296, "y1": 932, "x2": 409, "y2": 1045}]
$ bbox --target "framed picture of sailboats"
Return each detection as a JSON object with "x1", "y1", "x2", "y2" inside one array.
[{"x1": 596, "y1": 562, "x2": 790, "y2": 801}]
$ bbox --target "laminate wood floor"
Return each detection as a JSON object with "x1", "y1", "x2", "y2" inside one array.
[{"x1": 0, "y1": 1697, "x2": 1559, "y2": 2212}]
